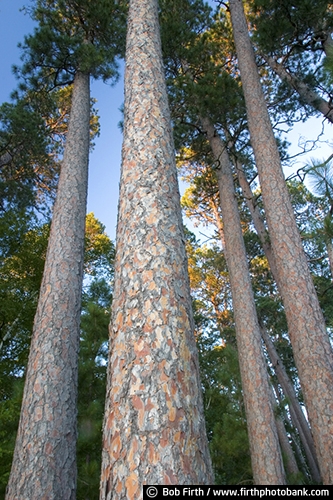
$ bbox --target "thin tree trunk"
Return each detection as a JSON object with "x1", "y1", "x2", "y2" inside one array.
[
  {"x1": 6, "y1": 71, "x2": 90, "y2": 500},
  {"x1": 216, "y1": 123, "x2": 321, "y2": 481},
  {"x1": 234, "y1": 159, "x2": 278, "y2": 272},
  {"x1": 261, "y1": 325, "x2": 321, "y2": 483},
  {"x1": 275, "y1": 386, "x2": 312, "y2": 481},
  {"x1": 326, "y1": 239, "x2": 333, "y2": 280},
  {"x1": 223, "y1": 130, "x2": 281, "y2": 284},
  {"x1": 288, "y1": 400, "x2": 321, "y2": 483},
  {"x1": 201, "y1": 115, "x2": 285, "y2": 485},
  {"x1": 289, "y1": 426, "x2": 311, "y2": 480},
  {"x1": 275, "y1": 417, "x2": 300, "y2": 481},
  {"x1": 210, "y1": 197, "x2": 226, "y2": 249},
  {"x1": 100, "y1": 1, "x2": 213, "y2": 498},
  {"x1": 229, "y1": 0, "x2": 333, "y2": 484},
  {"x1": 261, "y1": 53, "x2": 333, "y2": 123},
  {"x1": 269, "y1": 386, "x2": 300, "y2": 481}
]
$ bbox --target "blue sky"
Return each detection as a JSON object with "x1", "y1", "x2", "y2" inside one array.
[
  {"x1": 0, "y1": 0, "x2": 124, "y2": 240},
  {"x1": 1, "y1": 0, "x2": 332, "y2": 242}
]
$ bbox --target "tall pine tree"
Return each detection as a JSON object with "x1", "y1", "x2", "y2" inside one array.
[
  {"x1": 229, "y1": 0, "x2": 333, "y2": 484},
  {"x1": 6, "y1": 1, "x2": 126, "y2": 498},
  {"x1": 201, "y1": 116, "x2": 285, "y2": 484},
  {"x1": 100, "y1": 0, "x2": 213, "y2": 496}
]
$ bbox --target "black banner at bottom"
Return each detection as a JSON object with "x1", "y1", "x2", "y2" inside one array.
[{"x1": 143, "y1": 485, "x2": 332, "y2": 499}]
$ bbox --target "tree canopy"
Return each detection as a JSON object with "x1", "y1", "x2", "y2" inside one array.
[{"x1": 2, "y1": 0, "x2": 333, "y2": 493}]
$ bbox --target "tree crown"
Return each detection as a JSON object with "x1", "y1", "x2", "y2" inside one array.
[{"x1": 16, "y1": 0, "x2": 128, "y2": 89}]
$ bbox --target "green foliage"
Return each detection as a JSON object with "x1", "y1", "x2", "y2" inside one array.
[
  {"x1": 0, "y1": 379, "x2": 24, "y2": 499},
  {"x1": 0, "y1": 96, "x2": 56, "y2": 214},
  {"x1": 198, "y1": 335, "x2": 252, "y2": 485},
  {"x1": 0, "y1": 0, "x2": 126, "y2": 232},
  {"x1": 0, "y1": 98, "x2": 49, "y2": 169},
  {"x1": 0, "y1": 218, "x2": 49, "y2": 368},
  {"x1": 84, "y1": 213, "x2": 115, "y2": 282},
  {"x1": 160, "y1": 0, "x2": 213, "y2": 70},
  {"x1": 0, "y1": 84, "x2": 102, "y2": 231},
  {"x1": 77, "y1": 283, "x2": 111, "y2": 500},
  {"x1": 250, "y1": 0, "x2": 333, "y2": 55},
  {"x1": 160, "y1": 0, "x2": 250, "y2": 154},
  {"x1": 248, "y1": 0, "x2": 333, "y2": 125},
  {"x1": 17, "y1": 0, "x2": 128, "y2": 88},
  {"x1": 0, "y1": 212, "x2": 114, "y2": 495},
  {"x1": 0, "y1": 213, "x2": 49, "y2": 497}
]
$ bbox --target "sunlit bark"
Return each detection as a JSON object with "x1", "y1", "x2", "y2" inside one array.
[
  {"x1": 6, "y1": 71, "x2": 90, "y2": 500},
  {"x1": 201, "y1": 115, "x2": 285, "y2": 485},
  {"x1": 100, "y1": 1, "x2": 213, "y2": 498},
  {"x1": 229, "y1": 0, "x2": 333, "y2": 484}
]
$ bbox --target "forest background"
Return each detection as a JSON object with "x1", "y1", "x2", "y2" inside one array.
[
  {"x1": 1, "y1": 0, "x2": 333, "y2": 496},
  {"x1": 1, "y1": 0, "x2": 331, "y2": 241}
]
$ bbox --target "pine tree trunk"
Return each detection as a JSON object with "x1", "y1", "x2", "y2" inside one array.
[
  {"x1": 233, "y1": 158, "x2": 279, "y2": 279},
  {"x1": 210, "y1": 198, "x2": 226, "y2": 249},
  {"x1": 326, "y1": 239, "x2": 333, "y2": 280},
  {"x1": 6, "y1": 71, "x2": 90, "y2": 500},
  {"x1": 201, "y1": 116, "x2": 285, "y2": 485},
  {"x1": 261, "y1": 326, "x2": 321, "y2": 483},
  {"x1": 99, "y1": 1, "x2": 213, "y2": 497},
  {"x1": 268, "y1": 387, "x2": 300, "y2": 481},
  {"x1": 224, "y1": 140, "x2": 320, "y2": 480},
  {"x1": 260, "y1": 53, "x2": 333, "y2": 123},
  {"x1": 227, "y1": 141, "x2": 321, "y2": 481},
  {"x1": 229, "y1": 0, "x2": 333, "y2": 484}
]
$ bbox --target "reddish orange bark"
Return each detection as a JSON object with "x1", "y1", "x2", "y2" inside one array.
[
  {"x1": 5, "y1": 72, "x2": 90, "y2": 500},
  {"x1": 100, "y1": 1, "x2": 213, "y2": 498},
  {"x1": 218, "y1": 126, "x2": 319, "y2": 481},
  {"x1": 261, "y1": 53, "x2": 333, "y2": 124},
  {"x1": 201, "y1": 116, "x2": 285, "y2": 485},
  {"x1": 261, "y1": 325, "x2": 321, "y2": 482},
  {"x1": 229, "y1": 0, "x2": 333, "y2": 484}
]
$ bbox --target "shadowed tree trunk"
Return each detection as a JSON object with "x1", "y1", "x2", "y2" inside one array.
[
  {"x1": 260, "y1": 53, "x2": 333, "y2": 123},
  {"x1": 233, "y1": 157, "x2": 279, "y2": 277},
  {"x1": 275, "y1": 418, "x2": 300, "y2": 480},
  {"x1": 326, "y1": 239, "x2": 333, "y2": 279},
  {"x1": 210, "y1": 126, "x2": 320, "y2": 481},
  {"x1": 268, "y1": 387, "x2": 300, "y2": 481},
  {"x1": 229, "y1": 0, "x2": 333, "y2": 484},
  {"x1": 201, "y1": 115, "x2": 285, "y2": 485},
  {"x1": 6, "y1": 71, "x2": 90, "y2": 500},
  {"x1": 99, "y1": 1, "x2": 213, "y2": 498},
  {"x1": 260, "y1": 325, "x2": 321, "y2": 483}
]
